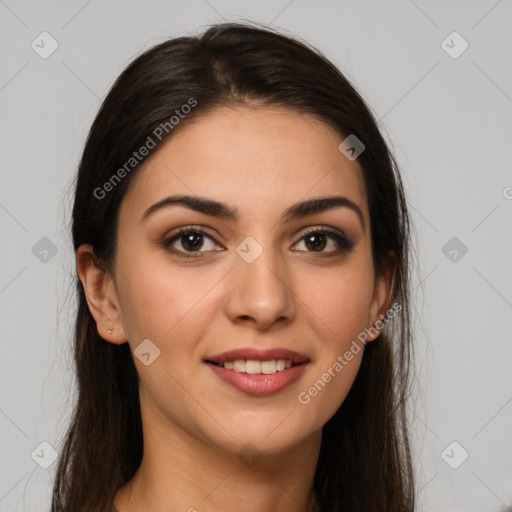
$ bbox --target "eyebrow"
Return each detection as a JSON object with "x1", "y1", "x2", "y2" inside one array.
[{"x1": 141, "y1": 194, "x2": 365, "y2": 231}]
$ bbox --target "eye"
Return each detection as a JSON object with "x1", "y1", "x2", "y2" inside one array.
[
  {"x1": 162, "y1": 227, "x2": 223, "y2": 259},
  {"x1": 162, "y1": 225, "x2": 354, "y2": 259},
  {"x1": 292, "y1": 227, "x2": 354, "y2": 255}
]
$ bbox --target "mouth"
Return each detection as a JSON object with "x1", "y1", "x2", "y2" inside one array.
[
  {"x1": 204, "y1": 358, "x2": 305, "y2": 375},
  {"x1": 203, "y1": 348, "x2": 310, "y2": 396},
  {"x1": 204, "y1": 347, "x2": 310, "y2": 374}
]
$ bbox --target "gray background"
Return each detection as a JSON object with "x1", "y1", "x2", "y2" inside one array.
[{"x1": 1, "y1": 1, "x2": 511, "y2": 511}]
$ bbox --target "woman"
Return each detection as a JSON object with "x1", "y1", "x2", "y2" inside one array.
[{"x1": 52, "y1": 21, "x2": 416, "y2": 512}]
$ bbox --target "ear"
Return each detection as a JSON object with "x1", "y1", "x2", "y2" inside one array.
[
  {"x1": 76, "y1": 244, "x2": 127, "y2": 344},
  {"x1": 366, "y1": 251, "x2": 397, "y2": 342}
]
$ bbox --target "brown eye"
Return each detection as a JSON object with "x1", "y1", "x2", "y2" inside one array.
[
  {"x1": 293, "y1": 227, "x2": 354, "y2": 255},
  {"x1": 163, "y1": 228, "x2": 222, "y2": 259},
  {"x1": 179, "y1": 232, "x2": 204, "y2": 251},
  {"x1": 304, "y1": 232, "x2": 327, "y2": 252}
]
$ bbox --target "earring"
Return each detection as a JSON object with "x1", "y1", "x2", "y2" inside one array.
[{"x1": 108, "y1": 327, "x2": 113, "y2": 334}]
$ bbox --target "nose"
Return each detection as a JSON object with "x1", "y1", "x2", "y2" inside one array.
[{"x1": 224, "y1": 242, "x2": 296, "y2": 330}]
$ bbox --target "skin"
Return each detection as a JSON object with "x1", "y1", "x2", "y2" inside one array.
[{"x1": 77, "y1": 105, "x2": 395, "y2": 512}]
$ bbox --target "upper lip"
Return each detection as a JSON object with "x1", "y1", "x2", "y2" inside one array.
[{"x1": 205, "y1": 348, "x2": 310, "y2": 364}]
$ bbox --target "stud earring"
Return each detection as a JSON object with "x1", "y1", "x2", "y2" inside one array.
[{"x1": 108, "y1": 327, "x2": 113, "y2": 334}]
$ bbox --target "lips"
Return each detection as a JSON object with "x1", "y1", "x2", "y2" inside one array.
[
  {"x1": 203, "y1": 347, "x2": 311, "y2": 396},
  {"x1": 204, "y1": 347, "x2": 310, "y2": 365}
]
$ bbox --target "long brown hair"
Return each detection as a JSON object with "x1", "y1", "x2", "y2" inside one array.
[{"x1": 53, "y1": 21, "x2": 417, "y2": 511}]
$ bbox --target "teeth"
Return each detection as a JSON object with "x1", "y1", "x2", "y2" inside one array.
[
  {"x1": 261, "y1": 360, "x2": 276, "y2": 374},
  {"x1": 246, "y1": 360, "x2": 261, "y2": 374},
  {"x1": 219, "y1": 359, "x2": 295, "y2": 374},
  {"x1": 233, "y1": 360, "x2": 245, "y2": 372}
]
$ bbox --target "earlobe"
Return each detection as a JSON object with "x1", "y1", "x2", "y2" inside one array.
[{"x1": 76, "y1": 244, "x2": 127, "y2": 344}]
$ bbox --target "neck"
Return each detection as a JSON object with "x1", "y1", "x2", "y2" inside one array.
[{"x1": 114, "y1": 404, "x2": 322, "y2": 512}]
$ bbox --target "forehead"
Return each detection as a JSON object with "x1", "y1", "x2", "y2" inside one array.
[{"x1": 121, "y1": 105, "x2": 369, "y2": 225}]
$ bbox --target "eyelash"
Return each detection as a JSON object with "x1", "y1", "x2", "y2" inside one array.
[{"x1": 162, "y1": 225, "x2": 354, "y2": 260}]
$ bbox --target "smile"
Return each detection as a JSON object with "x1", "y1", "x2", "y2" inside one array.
[
  {"x1": 205, "y1": 359, "x2": 309, "y2": 396},
  {"x1": 208, "y1": 358, "x2": 296, "y2": 374}
]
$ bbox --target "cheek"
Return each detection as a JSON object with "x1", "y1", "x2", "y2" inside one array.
[
  {"x1": 115, "y1": 251, "x2": 221, "y2": 343},
  {"x1": 293, "y1": 341, "x2": 364, "y2": 438},
  {"x1": 300, "y1": 262, "x2": 374, "y2": 342},
  {"x1": 298, "y1": 264, "x2": 373, "y2": 421}
]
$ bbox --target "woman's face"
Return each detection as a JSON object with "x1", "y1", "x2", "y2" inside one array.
[{"x1": 103, "y1": 105, "x2": 392, "y2": 457}]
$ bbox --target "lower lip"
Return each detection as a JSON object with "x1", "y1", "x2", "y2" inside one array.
[{"x1": 206, "y1": 362, "x2": 309, "y2": 396}]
